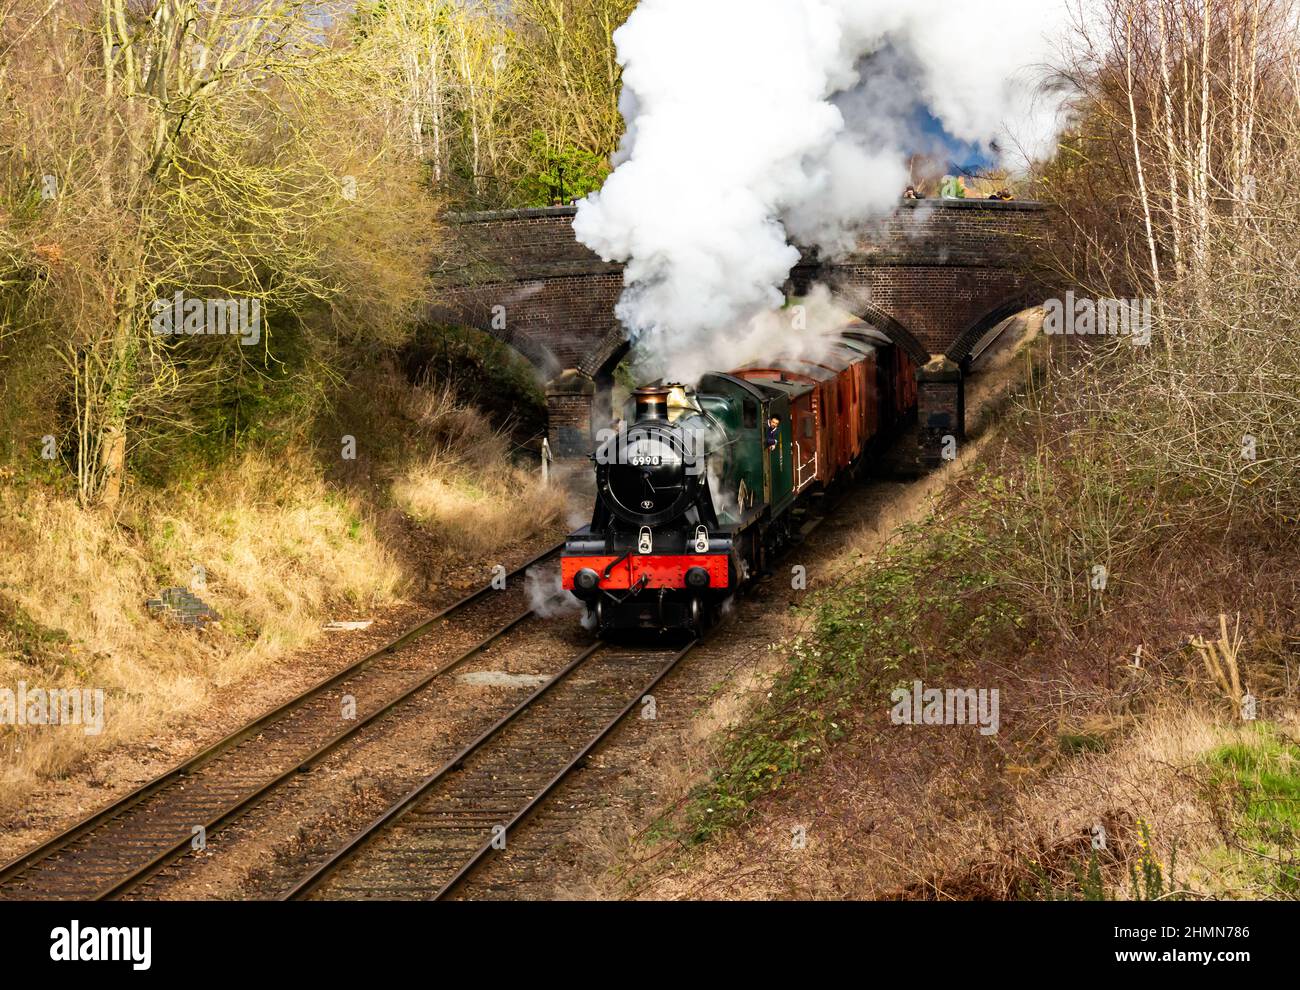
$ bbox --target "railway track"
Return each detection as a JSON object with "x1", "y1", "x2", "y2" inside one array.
[
  {"x1": 0, "y1": 541, "x2": 563, "y2": 901},
  {"x1": 1, "y1": 475, "x2": 845, "y2": 902},
  {"x1": 285, "y1": 638, "x2": 697, "y2": 900}
]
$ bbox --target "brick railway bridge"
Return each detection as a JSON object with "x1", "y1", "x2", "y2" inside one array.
[{"x1": 429, "y1": 199, "x2": 1053, "y2": 464}]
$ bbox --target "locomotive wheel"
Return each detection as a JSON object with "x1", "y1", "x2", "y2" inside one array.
[{"x1": 689, "y1": 596, "x2": 703, "y2": 636}]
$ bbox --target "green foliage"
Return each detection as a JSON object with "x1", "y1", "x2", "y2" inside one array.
[
  {"x1": 127, "y1": 307, "x2": 338, "y2": 488},
  {"x1": 1208, "y1": 728, "x2": 1300, "y2": 893},
  {"x1": 517, "y1": 131, "x2": 610, "y2": 206},
  {"x1": 947, "y1": 431, "x2": 1177, "y2": 634},
  {"x1": 682, "y1": 514, "x2": 1022, "y2": 843},
  {"x1": 1128, "y1": 819, "x2": 1178, "y2": 901},
  {"x1": 1023, "y1": 850, "x2": 1108, "y2": 901},
  {"x1": 1059, "y1": 731, "x2": 1109, "y2": 755}
]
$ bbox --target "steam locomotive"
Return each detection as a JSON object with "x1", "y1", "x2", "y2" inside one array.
[{"x1": 561, "y1": 322, "x2": 917, "y2": 636}]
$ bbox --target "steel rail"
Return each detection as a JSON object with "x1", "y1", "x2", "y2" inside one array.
[
  {"x1": 432, "y1": 637, "x2": 698, "y2": 900},
  {"x1": 282, "y1": 639, "x2": 610, "y2": 900},
  {"x1": 93, "y1": 608, "x2": 537, "y2": 900},
  {"x1": 0, "y1": 540, "x2": 563, "y2": 892}
]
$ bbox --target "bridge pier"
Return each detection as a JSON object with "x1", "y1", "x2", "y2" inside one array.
[
  {"x1": 546, "y1": 369, "x2": 596, "y2": 459},
  {"x1": 917, "y1": 356, "x2": 965, "y2": 469}
]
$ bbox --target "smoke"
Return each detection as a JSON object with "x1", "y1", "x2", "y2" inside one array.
[
  {"x1": 706, "y1": 456, "x2": 742, "y2": 523},
  {"x1": 657, "y1": 281, "x2": 857, "y2": 387},
  {"x1": 574, "y1": 0, "x2": 1075, "y2": 382},
  {"x1": 524, "y1": 562, "x2": 585, "y2": 619}
]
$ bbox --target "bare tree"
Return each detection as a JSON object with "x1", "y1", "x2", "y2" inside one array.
[{"x1": 1, "y1": 1, "x2": 439, "y2": 505}]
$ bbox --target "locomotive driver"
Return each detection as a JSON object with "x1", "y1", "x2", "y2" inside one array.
[{"x1": 765, "y1": 415, "x2": 781, "y2": 451}]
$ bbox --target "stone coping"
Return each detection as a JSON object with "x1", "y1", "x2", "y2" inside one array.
[{"x1": 446, "y1": 199, "x2": 1051, "y2": 224}]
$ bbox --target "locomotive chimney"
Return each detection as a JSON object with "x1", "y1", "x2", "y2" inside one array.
[{"x1": 633, "y1": 385, "x2": 671, "y2": 421}]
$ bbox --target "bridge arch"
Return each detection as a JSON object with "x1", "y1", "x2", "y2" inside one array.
[
  {"x1": 853, "y1": 303, "x2": 929, "y2": 365},
  {"x1": 421, "y1": 294, "x2": 564, "y2": 380},
  {"x1": 945, "y1": 293, "x2": 1048, "y2": 364},
  {"x1": 580, "y1": 326, "x2": 631, "y2": 435},
  {"x1": 577, "y1": 324, "x2": 630, "y2": 380}
]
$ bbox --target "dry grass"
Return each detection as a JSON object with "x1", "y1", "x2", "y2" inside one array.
[
  {"x1": 622, "y1": 695, "x2": 1294, "y2": 901},
  {"x1": 0, "y1": 449, "x2": 406, "y2": 811},
  {"x1": 387, "y1": 379, "x2": 567, "y2": 554},
  {"x1": 926, "y1": 703, "x2": 1300, "y2": 900},
  {"x1": 391, "y1": 462, "x2": 566, "y2": 554},
  {"x1": 0, "y1": 367, "x2": 568, "y2": 813}
]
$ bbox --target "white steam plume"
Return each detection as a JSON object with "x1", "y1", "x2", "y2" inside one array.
[
  {"x1": 524, "y1": 563, "x2": 586, "y2": 620},
  {"x1": 574, "y1": 0, "x2": 1075, "y2": 383}
]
